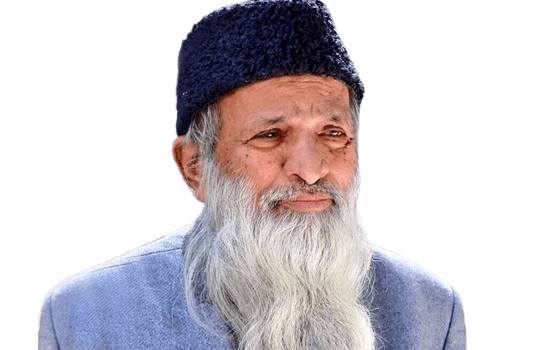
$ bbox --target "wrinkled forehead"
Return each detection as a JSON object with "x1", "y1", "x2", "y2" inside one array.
[{"x1": 216, "y1": 74, "x2": 356, "y2": 133}]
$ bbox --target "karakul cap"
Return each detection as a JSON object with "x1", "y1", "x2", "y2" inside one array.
[{"x1": 176, "y1": 0, "x2": 364, "y2": 136}]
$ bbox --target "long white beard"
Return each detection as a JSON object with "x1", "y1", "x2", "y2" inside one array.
[{"x1": 183, "y1": 157, "x2": 375, "y2": 350}]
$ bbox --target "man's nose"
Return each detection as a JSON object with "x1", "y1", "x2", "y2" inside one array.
[{"x1": 283, "y1": 135, "x2": 329, "y2": 185}]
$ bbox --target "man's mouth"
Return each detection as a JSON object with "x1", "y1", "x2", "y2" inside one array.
[{"x1": 279, "y1": 193, "x2": 334, "y2": 212}]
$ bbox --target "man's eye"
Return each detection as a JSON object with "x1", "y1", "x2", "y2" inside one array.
[
  {"x1": 325, "y1": 130, "x2": 345, "y2": 137},
  {"x1": 256, "y1": 130, "x2": 280, "y2": 139}
]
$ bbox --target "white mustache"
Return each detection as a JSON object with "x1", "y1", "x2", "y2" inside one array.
[{"x1": 259, "y1": 180, "x2": 345, "y2": 212}]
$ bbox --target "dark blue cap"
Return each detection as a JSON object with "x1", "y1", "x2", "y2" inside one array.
[{"x1": 176, "y1": 0, "x2": 364, "y2": 135}]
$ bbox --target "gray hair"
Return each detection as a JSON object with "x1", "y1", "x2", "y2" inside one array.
[{"x1": 182, "y1": 103, "x2": 221, "y2": 162}]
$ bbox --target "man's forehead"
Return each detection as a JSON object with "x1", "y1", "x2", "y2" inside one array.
[
  {"x1": 213, "y1": 77, "x2": 354, "y2": 142},
  {"x1": 223, "y1": 74, "x2": 350, "y2": 98},
  {"x1": 242, "y1": 111, "x2": 351, "y2": 130},
  {"x1": 217, "y1": 74, "x2": 352, "y2": 118}
]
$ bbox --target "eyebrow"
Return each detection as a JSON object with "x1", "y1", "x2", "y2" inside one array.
[
  {"x1": 246, "y1": 114, "x2": 347, "y2": 134},
  {"x1": 249, "y1": 115, "x2": 286, "y2": 130},
  {"x1": 329, "y1": 115, "x2": 342, "y2": 123}
]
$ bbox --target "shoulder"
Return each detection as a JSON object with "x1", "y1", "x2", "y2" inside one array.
[
  {"x1": 371, "y1": 246, "x2": 455, "y2": 300},
  {"x1": 40, "y1": 227, "x2": 193, "y2": 349},
  {"x1": 51, "y1": 227, "x2": 187, "y2": 293},
  {"x1": 369, "y1": 246, "x2": 466, "y2": 350}
]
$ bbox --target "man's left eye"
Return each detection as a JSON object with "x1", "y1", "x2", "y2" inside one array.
[{"x1": 325, "y1": 130, "x2": 345, "y2": 137}]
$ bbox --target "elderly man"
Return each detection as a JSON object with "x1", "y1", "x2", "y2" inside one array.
[{"x1": 39, "y1": 1, "x2": 466, "y2": 349}]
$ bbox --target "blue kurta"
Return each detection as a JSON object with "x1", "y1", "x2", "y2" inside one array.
[{"x1": 39, "y1": 228, "x2": 466, "y2": 349}]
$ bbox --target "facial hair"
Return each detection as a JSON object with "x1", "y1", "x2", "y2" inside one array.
[{"x1": 183, "y1": 156, "x2": 375, "y2": 350}]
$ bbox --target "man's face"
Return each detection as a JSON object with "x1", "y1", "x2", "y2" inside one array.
[
  {"x1": 215, "y1": 74, "x2": 357, "y2": 213},
  {"x1": 183, "y1": 77, "x2": 373, "y2": 349}
]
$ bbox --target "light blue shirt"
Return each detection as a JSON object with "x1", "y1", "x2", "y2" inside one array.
[{"x1": 39, "y1": 228, "x2": 466, "y2": 349}]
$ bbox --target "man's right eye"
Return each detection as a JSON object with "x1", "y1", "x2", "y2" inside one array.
[
  {"x1": 255, "y1": 130, "x2": 280, "y2": 139},
  {"x1": 248, "y1": 130, "x2": 283, "y2": 149}
]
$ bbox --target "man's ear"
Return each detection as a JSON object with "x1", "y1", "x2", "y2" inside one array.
[{"x1": 172, "y1": 136, "x2": 206, "y2": 202}]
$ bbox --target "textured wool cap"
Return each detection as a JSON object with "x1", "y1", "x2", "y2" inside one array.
[{"x1": 176, "y1": 0, "x2": 364, "y2": 136}]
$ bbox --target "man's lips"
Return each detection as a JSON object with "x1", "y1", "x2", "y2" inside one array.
[
  {"x1": 292, "y1": 193, "x2": 333, "y2": 201},
  {"x1": 279, "y1": 193, "x2": 333, "y2": 212}
]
